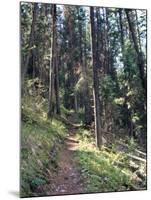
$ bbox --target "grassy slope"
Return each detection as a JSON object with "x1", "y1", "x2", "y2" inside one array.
[
  {"x1": 74, "y1": 128, "x2": 146, "y2": 193},
  {"x1": 21, "y1": 94, "x2": 68, "y2": 197}
]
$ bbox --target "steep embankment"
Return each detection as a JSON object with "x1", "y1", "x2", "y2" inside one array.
[{"x1": 21, "y1": 91, "x2": 68, "y2": 197}]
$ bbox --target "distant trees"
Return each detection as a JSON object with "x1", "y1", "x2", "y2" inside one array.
[
  {"x1": 21, "y1": 2, "x2": 147, "y2": 148},
  {"x1": 21, "y1": 3, "x2": 38, "y2": 88}
]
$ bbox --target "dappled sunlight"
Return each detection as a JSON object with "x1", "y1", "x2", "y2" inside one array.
[{"x1": 21, "y1": 2, "x2": 147, "y2": 197}]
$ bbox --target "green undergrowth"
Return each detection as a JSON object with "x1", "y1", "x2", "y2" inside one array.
[
  {"x1": 21, "y1": 87, "x2": 67, "y2": 197},
  {"x1": 74, "y1": 128, "x2": 145, "y2": 193},
  {"x1": 61, "y1": 106, "x2": 85, "y2": 126}
]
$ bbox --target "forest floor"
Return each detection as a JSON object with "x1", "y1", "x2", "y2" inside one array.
[
  {"x1": 21, "y1": 97, "x2": 147, "y2": 197},
  {"x1": 49, "y1": 127, "x2": 84, "y2": 195},
  {"x1": 38, "y1": 113, "x2": 147, "y2": 196},
  {"x1": 37, "y1": 111, "x2": 85, "y2": 196}
]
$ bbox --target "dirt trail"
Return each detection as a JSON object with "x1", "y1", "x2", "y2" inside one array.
[{"x1": 49, "y1": 128, "x2": 83, "y2": 195}]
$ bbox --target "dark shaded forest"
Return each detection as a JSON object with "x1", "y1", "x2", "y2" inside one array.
[{"x1": 20, "y1": 2, "x2": 147, "y2": 198}]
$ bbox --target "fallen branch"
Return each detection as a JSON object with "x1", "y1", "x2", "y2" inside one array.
[
  {"x1": 116, "y1": 141, "x2": 146, "y2": 159},
  {"x1": 113, "y1": 160, "x2": 139, "y2": 172},
  {"x1": 127, "y1": 154, "x2": 146, "y2": 163},
  {"x1": 135, "y1": 149, "x2": 146, "y2": 158}
]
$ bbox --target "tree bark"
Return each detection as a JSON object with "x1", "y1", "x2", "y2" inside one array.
[
  {"x1": 90, "y1": 7, "x2": 102, "y2": 148},
  {"x1": 48, "y1": 5, "x2": 57, "y2": 118},
  {"x1": 54, "y1": 50, "x2": 61, "y2": 115},
  {"x1": 78, "y1": 8, "x2": 92, "y2": 125},
  {"x1": 83, "y1": 37, "x2": 93, "y2": 125}
]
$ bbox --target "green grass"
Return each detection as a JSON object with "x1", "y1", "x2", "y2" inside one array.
[
  {"x1": 21, "y1": 92, "x2": 67, "y2": 197},
  {"x1": 74, "y1": 128, "x2": 139, "y2": 193}
]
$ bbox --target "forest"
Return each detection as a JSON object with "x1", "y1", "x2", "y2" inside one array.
[{"x1": 20, "y1": 2, "x2": 147, "y2": 197}]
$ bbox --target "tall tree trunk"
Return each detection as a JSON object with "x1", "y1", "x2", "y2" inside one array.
[
  {"x1": 74, "y1": 93, "x2": 78, "y2": 112},
  {"x1": 119, "y1": 9, "x2": 124, "y2": 52},
  {"x1": 48, "y1": 5, "x2": 57, "y2": 118},
  {"x1": 63, "y1": 6, "x2": 76, "y2": 110},
  {"x1": 78, "y1": 8, "x2": 92, "y2": 125},
  {"x1": 125, "y1": 9, "x2": 147, "y2": 98},
  {"x1": 54, "y1": 50, "x2": 61, "y2": 114},
  {"x1": 102, "y1": 8, "x2": 109, "y2": 74},
  {"x1": 83, "y1": 36, "x2": 93, "y2": 125},
  {"x1": 90, "y1": 7, "x2": 102, "y2": 148},
  {"x1": 105, "y1": 8, "x2": 111, "y2": 74},
  {"x1": 135, "y1": 10, "x2": 142, "y2": 52}
]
